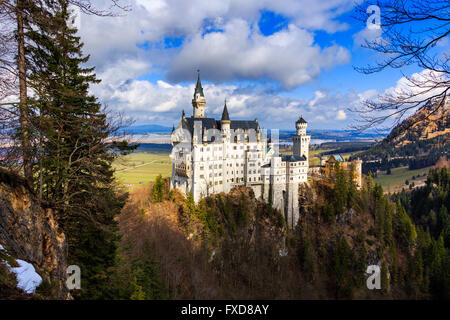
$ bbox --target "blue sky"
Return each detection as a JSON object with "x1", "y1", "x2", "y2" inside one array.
[{"x1": 76, "y1": 0, "x2": 435, "y2": 130}]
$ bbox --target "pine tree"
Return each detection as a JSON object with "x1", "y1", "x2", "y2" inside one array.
[
  {"x1": 300, "y1": 235, "x2": 316, "y2": 282},
  {"x1": 334, "y1": 236, "x2": 353, "y2": 298},
  {"x1": 333, "y1": 162, "x2": 348, "y2": 215},
  {"x1": 323, "y1": 202, "x2": 335, "y2": 223},
  {"x1": 130, "y1": 276, "x2": 145, "y2": 300},
  {"x1": 151, "y1": 175, "x2": 165, "y2": 203},
  {"x1": 184, "y1": 192, "x2": 197, "y2": 217},
  {"x1": 25, "y1": 0, "x2": 134, "y2": 299}
]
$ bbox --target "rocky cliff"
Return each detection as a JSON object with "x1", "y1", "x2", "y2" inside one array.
[
  {"x1": 386, "y1": 97, "x2": 449, "y2": 145},
  {"x1": 0, "y1": 167, "x2": 69, "y2": 299}
]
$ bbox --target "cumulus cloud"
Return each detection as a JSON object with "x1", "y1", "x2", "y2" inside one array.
[
  {"x1": 352, "y1": 27, "x2": 382, "y2": 48},
  {"x1": 77, "y1": 0, "x2": 354, "y2": 88},
  {"x1": 167, "y1": 19, "x2": 350, "y2": 88},
  {"x1": 383, "y1": 69, "x2": 448, "y2": 103},
  {"x1": 93, "y1": 74, "x2": 374, "y2": 129},
  {"x1": 336, "y1": 110, "x2": 347, "y2": 120},
  {"x1": 362, "y1": 69, "x2": 450, "y2": 122}
]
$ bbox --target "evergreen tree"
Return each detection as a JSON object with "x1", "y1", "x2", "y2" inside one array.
[
  {"x1": 184, "y1": 192, "x2": 196, "y2": 217},
  {"x1": 25, "y1": 0, "x2": 134, "y2": 299},
  {"x1": 300, "y1": 235, "x2": 316, "y2": 282},
  {"x1": 323, "y1": 202, "x2": 335, "y2": 223},
  {"x1": 130, "y1": 276, "x2": 145, "y2": 300},
  {"x1": 151, "y1": 175, "x2": 165, "y2": 203},
  {"x1": 333, "y1": 236, "x2": 353, "y2": 298},
  {"x1": 333, "y1": 162, "x2": 348, "y2": 215}
]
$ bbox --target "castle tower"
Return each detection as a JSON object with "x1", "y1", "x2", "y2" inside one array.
[
  {"x1": 353, "y1": 159, "x2": 363, "y2": 189},
  {"x1": 221, "y1": 99, "x2": 231, "y2": 136},
  {"x1": 293, "y1": 116, "x2": 310, "y2": 159},
  {"x1": 192, "y1": 70, "x2": 206, "y2": 118}
]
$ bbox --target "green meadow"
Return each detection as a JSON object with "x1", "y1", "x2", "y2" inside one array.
[
  {"x1": 374, "y1": 166, "x2": 432, "y2": 193},
  {"x1": 113, "y1": 152, "x2": 172, "y2": 188}
]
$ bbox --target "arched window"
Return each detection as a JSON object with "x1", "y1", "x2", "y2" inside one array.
[{"x1": 234, "y1": 136, "x2": 238, "y2": 143}]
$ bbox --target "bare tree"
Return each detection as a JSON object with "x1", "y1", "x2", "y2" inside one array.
[
  {"x1": 352, "y1": 0, "x2": 449, "y2": 132},
  {"x1": 0, "y1": 0, "x2": 130, "y2": 187}
]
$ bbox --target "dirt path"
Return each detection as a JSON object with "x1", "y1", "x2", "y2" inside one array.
[{"x1": 116, "y1": 160, "x2": 158, "y2": 172}]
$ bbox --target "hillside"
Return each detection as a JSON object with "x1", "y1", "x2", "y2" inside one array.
[
  {"x1": 353, "y1": 98, "x2": 449, "y2": 174},
  {"x1": 387, "y1": 98, "x2": 449, "y2": 145},
  {"x1": 112, "y1": 167, "x2": 449, "y2": 299}
]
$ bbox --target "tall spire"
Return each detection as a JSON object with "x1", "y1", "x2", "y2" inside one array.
[
  {"x1": 194, "y1": 69, "x2": 204, "y2": 97},
  {"x1": 221, "y1": 99, "x2": 230, "y2": 121}
]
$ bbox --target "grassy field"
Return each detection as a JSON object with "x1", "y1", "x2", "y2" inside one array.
[
  {"x1": 374, "y1": 166, "x2": 432, "y2": 193},
  {"x1": 113, "y1": 152, "x2": 171, "y2": 188}
]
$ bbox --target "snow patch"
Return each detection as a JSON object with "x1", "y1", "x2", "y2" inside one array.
[
  {"x1": 8, "y1": 260, "x2": 42, "y2": 293},
  {"x1": 0, "y1": 244, "x2": 4, "y2": 251}
]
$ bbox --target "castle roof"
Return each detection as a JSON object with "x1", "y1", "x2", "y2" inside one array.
[
  {"x1": 296, "y1": 116, "x2": 307, "y2": 124},
  {"x1": 221, "y1": 100, "x2": 230, "y2": 121},
  {"x1": 281, "y1": 154, "x2": 307, "y2": 162},
  {"x1": 327, "y1": 154, "x2": 344, "y2": 163},
  {"x1": 184, "y1": 116, "x2": 259, "y2": 136},
  {"x1": 194, "y1": 70, "x2": 204, "y2": 97}
]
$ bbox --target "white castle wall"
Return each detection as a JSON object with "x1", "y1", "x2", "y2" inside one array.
[{"x1": 170, "y1": 80, "x2": 310, "y2": 228}]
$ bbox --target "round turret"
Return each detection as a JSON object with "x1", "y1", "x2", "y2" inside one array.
[{"x1": 295, "y1": 116, "x2": 307, "y2": 135}]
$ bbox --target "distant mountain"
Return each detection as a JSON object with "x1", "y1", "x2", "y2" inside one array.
[
  {"x1": 277, "y1": 129, "x2": 387, "y2": 142},
  {"x1": 120, "y1": 124, "x2": 172, "y2": 134},
  {"x1": 355, "y1": 98, "x2": 449, "y2": 172},
  {"x1": 122, "y1": 124, "x2": 388, "y2": 141}
]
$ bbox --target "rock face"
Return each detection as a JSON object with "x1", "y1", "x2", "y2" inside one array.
[{"x1": 0, "y1": 167, "x2": 69, "y2": 299}]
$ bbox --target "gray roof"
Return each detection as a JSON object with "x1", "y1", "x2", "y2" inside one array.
[
  {"x1": 194, "y1": 71, "x2": 204, "y2": 97},
  {"x1": 230, "y1": 120, "x2": 259, "y2": 130},
  {"x1": 184, "y1": 116, "x2": 259, "y2": 134},
  {"x1": 281, "y1": 154, "x2": 307, "y2": 162},
  {"x1": 221, "y1": 101, "x2": 230, "y2": 121},
  {"x1": 296, "y1": 116, "x2": 307, "y2": 124}
]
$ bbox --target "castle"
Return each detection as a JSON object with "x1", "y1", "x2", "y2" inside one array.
[{"x1": 170, "y1": 73, "x2": 310, "y2": 228}]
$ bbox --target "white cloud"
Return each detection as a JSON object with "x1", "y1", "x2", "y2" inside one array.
[
  {"x1": 77, "y1": 0, "x2": 354, "y2": 88},
  {"x1": 352, "y1": 27, "x2": 382, "y2": 48},
  {"x1": 383, "y1": 69, "x2": 448, "y2": 103},
  {"x1": 336, "y1": 110, "x2": 347, "y2": 120},
  {"x1": 93, "y1": 75, "x2": 374, "y2": 129},
  {"x1": 167, "y1": 20, "x2": 350, "y2": 88}
]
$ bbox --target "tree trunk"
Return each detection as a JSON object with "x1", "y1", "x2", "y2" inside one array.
[{"x1": 16, "y1": 0, "x2": 33, "y2": 189}]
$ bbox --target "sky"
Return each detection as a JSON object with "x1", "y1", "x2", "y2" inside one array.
[{"x1": 73, "y1": 0, "x2": 430, "y2": 130}]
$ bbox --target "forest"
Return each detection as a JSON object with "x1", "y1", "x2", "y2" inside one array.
[{"x1": 107, "y1": 166, "x2": 449, "y2": 300}]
